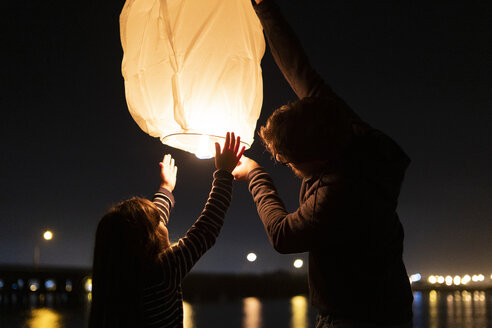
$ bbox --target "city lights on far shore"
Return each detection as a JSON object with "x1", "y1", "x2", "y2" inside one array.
[
  {"x1": 409, "y1": 273, "x2": 421, "y2": 283},
  {"x1": 43, "y1": 230, "x2": 53, "y2": 241},
  {"x1": 293, "y1": 259, "x2": 303, "y2": 269},
  {"x1": 472, "y1": 274, "x2": 485, "y2": 282},
  {"x1": 246, "y1": 253, "x2": 257, "y2": 262},
  {"x1": 461, "y1": 275, "x2": 471, "y2": 285},
  {"x1": 425, "y1": 273, "x2": 489, "y2": 286},
  {"x1": 29, "y1": 281, "x2": 39, "y2": 292}
]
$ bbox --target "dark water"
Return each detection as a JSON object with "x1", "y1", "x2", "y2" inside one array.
[{"x1": 1, "y1": 291, "x2": 492, "y2": 327}]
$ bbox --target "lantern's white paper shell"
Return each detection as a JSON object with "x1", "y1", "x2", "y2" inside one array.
[{"x1": 120, "y1": 0, "x2": 265, "y2": 157}]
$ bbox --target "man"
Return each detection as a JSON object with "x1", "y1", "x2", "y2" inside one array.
[{"x1": 232, "y1": 0, "x2": 413, "y2": 327}]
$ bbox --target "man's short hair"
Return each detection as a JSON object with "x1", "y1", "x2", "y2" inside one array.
[{"x1": 259, "y1": 97, "x2": 353, "y2": 163}]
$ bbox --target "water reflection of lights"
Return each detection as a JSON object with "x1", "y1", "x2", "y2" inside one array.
[
  {"x1": 84, "y1": 278, "x2": 92, "y2": 292},
  {"x1": 444, "y1": 290, "x2": 487, "y2": 328},
  {"x1": 429, "y1": 290, "x2": 438, "y2": 328},
  {"x1": 462, "y1": 291, "x2": 472, "y2": 302},
  {"x1": 27, "y1": 308, "x2": 61, "y2": 328},
  {"x1": 243, "y1": 297, "x2": 262, "y2": 328},
  {"x1": 473, "y1": 291, "x2": 480, "y2": 302},
  {"x1": 429, "y1": 290, "x2": 437, "y2": 302},
  {"x1": 446, "y1": 292, "x2": 454, "y2": 326},
  {"x1": 290, "y1": 295, "x2": 308, "y2": 328},
  {"x1": 413, "y1": 291, "x2": 422, "y2": 303},
  {"x1": 183, "y1": 301, "x2": 195, "y2": 328},
  {"x1": 463, "y1": 291, "x2": 473, "y2": 327}
]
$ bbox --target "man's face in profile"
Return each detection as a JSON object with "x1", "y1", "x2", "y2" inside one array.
[{"x1": 276, "y1": 154, "x2": 311, "y2": 179}]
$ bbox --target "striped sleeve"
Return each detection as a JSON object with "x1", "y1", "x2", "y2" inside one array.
[
  {"x1": 165, "y1": 169, "x2": 233, "y2": 281},
  {"x1": 152, "y1": 187, "x2": 175, "y2": 226}
]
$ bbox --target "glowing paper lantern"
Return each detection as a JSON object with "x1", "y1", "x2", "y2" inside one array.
[{"x1": 120, "y1": 0, "x2": 265, "y2": 158}]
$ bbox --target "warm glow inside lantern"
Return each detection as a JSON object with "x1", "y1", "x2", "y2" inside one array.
[{"x1": 120, "y1": 0, "x2": 265, "y2": 158}]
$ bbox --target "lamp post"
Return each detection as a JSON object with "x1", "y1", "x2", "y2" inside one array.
[{"x1": 33, "y1": 230, "x2": 53, "y2": 267}]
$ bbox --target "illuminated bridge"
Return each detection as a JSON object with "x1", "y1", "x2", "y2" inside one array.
[{"x1": 0, "y1": 265, "x2": 92, "y2": 307}]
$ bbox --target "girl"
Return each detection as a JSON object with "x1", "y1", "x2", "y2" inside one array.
[{"x1": 90, "y1": 132, "x2": 244, "y2": 327}]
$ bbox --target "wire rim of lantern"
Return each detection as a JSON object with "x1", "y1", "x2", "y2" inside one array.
[{"x1": 161, "y1": 133, "x2": 252, "y2": 148}]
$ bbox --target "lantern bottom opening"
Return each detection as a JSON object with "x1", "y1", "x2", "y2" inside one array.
[{"x1": 161, "y1": 133, "x2": 251, "y2": 159}]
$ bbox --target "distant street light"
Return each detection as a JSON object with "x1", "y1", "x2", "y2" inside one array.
[
  {"x1": 246, "y1": 253, "x2": 257, "y2": 262},
  {"x1": 293, "y1": 259, "x2": 303, "y2": 269},
  {"x1": 43, "y1": 230, "x2": 53, "y2": 240},
  {"x1": 34, "y1": 230, "x2": 54, "y2": 267}
]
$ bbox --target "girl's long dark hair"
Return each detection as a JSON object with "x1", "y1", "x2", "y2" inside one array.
[{"x1": 89, "y1": 197, "x2": 164, "y2": 327}]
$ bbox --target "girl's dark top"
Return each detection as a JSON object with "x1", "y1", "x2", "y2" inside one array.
[
  {"x1": 143, "y1": 170, "x2": 233, "y2": 328},
  {"x1": 250, "y1": 0, "x2": 413, "y2": 325}
]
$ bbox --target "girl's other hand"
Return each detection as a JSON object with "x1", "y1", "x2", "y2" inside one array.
[{"x1": 160, "y1": 154, "x2": 178, "y2": 192}]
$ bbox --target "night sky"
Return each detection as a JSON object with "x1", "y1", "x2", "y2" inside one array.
[{"x1": 2, "y1": 0, "x2": 491, "y2": 277}]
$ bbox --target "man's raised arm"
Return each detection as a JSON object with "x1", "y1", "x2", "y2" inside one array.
[
  {"x1": 253, "y1": 0, "x2": 361, "y2": 121},
  {"x1": 253, "y1": 0, "x2": 333, "y2": 99}
]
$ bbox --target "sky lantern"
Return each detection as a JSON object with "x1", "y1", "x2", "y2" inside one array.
[{"x1": 120, "y1": 0, "x2": 265, "y2": 158}]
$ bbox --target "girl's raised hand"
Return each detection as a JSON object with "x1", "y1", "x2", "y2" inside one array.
[
  {"x1": 215, "y1": 132, "x2": 245, "y2": 173},
  {"x1": 159, "y1": 154, "x2": 178, "y2": 192}
]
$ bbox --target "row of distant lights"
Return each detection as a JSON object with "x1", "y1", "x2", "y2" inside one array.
[
  {"x1": 409, "y1": 273, "x2": 492, "y2": 286},
  {"x1": 0, "y1": 278, "x2": 94, "y2": 294},
  {"x1": 0, "y1": 279, "x2": 73, "y2": 292},
  {"x1": 246, "y1": 253, "x2": 304, "y2": 269}
]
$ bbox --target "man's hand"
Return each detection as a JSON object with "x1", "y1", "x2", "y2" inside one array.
[
  {"x1": 232, "y1": 156, "x2": 260, "y2": 181},
  {"x1": 215, "y1": 132, "x2": 245, "y2": 173},
  {"x1": 159, "y1": 154, "x2": 178, "y2": 192}
]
